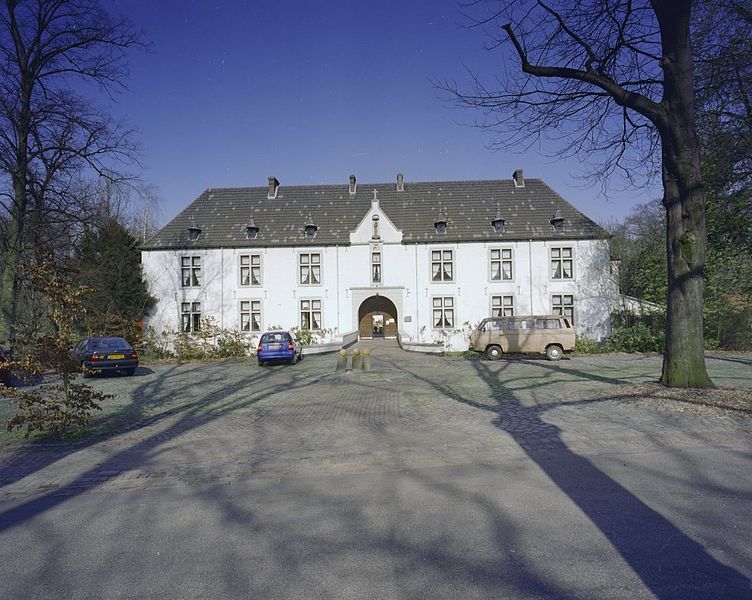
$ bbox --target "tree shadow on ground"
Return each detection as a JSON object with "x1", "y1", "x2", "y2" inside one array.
[
  {"x1": 0, "y1": 358, "x2": 329, "y2": 526},
  {"x1": 375, "y1": 351, "x2": 752, "y2": 599}
]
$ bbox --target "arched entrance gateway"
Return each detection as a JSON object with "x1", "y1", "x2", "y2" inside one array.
[{"x1": 358, "y1": 295, "x2": 398, "y2": 339}]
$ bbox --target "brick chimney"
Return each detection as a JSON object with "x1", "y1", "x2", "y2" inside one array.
[
  {"x1": 349, "y1": 174, "x2": 357, "y2": 195},
  {"x1": 267, "y1": 176, "x2": 279, "y2": 199},
  {"x1": 396, "y1": 172, "x2": 404, "y2": 192}
]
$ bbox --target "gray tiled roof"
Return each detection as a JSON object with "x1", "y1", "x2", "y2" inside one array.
[{"x1": 141, "y1": 178, "x2": 606, "y2": 250}]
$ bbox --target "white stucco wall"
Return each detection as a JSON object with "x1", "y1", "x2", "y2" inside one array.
[{"x1": 142, "y1": 236, "x2": 618, "y2": 351}]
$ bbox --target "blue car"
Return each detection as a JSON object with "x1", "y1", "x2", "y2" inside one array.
[{"x1": 257, "y1": 331, "x2": 302, "y2": 366}]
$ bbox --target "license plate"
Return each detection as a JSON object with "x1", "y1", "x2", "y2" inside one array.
[
  {"x1": 269, "y1": 344, "x2": 281, "y2": 350},
  {"x1": 108, "y1": 354, "x2": 125, "y2": 359}
]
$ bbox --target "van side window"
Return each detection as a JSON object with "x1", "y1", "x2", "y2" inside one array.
[{"x1": 536, "y1": 319, "x2": 562, "y2": 329}]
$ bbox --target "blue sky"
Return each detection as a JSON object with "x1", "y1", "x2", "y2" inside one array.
[{"x1": 104, "y1": 0, "x2": 661, "y2": 226}]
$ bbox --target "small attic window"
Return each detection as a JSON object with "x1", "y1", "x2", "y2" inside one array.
[
  {"x1": 434, "y1": 213, "x2": 447, "y2": 235},
  {"x1": 304, "y1": 216, "x2": 318, "y2": 239},
  {"x1": 187, "y1": 225, "x2": 201, "y2": 241},
  {"x1": 245, "y1": 218, "x2": 259, "y2": 240},
  {"x1": 550, "y1": 210, "x2": 565, "y2": 232},
  {"x1": 491, "y1": 206, "x2": 505, "y2": 233}
]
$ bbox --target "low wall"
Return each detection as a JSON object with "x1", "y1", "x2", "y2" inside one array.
[
  {"x1": 396, "y1": 331, "x2": 444, "y2": 354},
  {"x1": 301, "y1": 330, "x2": 359, "y2": 356}
]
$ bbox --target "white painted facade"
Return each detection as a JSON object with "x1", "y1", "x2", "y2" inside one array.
[{"x1": 142, "y1": 197, "x2": 619, "y2": 350}]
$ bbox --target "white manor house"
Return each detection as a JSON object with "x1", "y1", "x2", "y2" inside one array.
[{"x1": 141, "y1": 170, "x2": 620, "y2": 351}]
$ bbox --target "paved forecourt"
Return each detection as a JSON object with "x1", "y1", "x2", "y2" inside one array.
[{"x1": 0, "y1": 346, "x2": 751, "y2": 599}]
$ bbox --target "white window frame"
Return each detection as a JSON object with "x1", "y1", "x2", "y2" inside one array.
[
  {"x1": 489, "y1": 247, "x2": 514, "y2": 282},
  {"x1": 371, "y1": 249, "x2": 382, "y2": 284},
  {"x1": 239, "y1": 253, "x2": 262, "y2": 287},
  {"x1": 550, "y1": 246, "x2": 574, "y2": 280},
  {"x1": 431, "y1": 296, "x2": 455, "y2": 329},
  {"x1": 300, "y1": 298, "x2": 322, "y2": 331},
  {"x1": 552, "y1": 294, "x2": 575, "y2": 324},
  {"x1": 299, "y1": 252, "x2": 322, "y2": 286},
  {"x1": 430, "y1": 248, "x2": 454, "y2": 283},
  {"x1": 180, "y1": 301, "x2": 201, "y2": 333},
  {"x1": 491, "y1": 295, "x2": 515, "y2": 317},
  {"x1": 240, "y1": 299, "x2": 262, "y2": 333},
  {"x1": 180, "y1": 256, "x2": 202, "y2": 287}
]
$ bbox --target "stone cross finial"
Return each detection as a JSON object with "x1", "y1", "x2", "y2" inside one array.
[{"x1": 372, "y1": 189, "x2": 378, "y2": 201}]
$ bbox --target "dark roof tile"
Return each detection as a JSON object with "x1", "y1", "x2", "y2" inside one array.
[{"x1": 141, "y1": 178, "x2": 606, "y2": 249}]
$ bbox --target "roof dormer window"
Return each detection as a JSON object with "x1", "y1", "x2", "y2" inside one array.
[
  {"x1": 245, "y1": 218, "x2": 259, "y2": 240},
  {"x1": 187, "y1": 224, "x2": 201, "y2": 241},
  {"x1": 550, "y1": 210, "x2": 565, "y2": 232},
  {"x1": 434, "y1": 212, "x2": 447, "y2": 235},
  {"x1": 304, "y1": 216, "x2": 318, "y2": 239},
  {"x1": 491, "y1": 206, "x2": 505, "y2": 233}
]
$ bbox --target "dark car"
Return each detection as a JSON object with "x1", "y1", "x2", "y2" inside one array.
[
  {"x1": 256, "y1": 331, "x2": 302, "y2": 366},
  {"x1": 73, "y1": 337, "x2": 139, "y2": 376}
]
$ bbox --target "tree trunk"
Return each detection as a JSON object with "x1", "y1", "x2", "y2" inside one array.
[{"x1": 653, "y1": 0, "x2": 714, "y2": 387}]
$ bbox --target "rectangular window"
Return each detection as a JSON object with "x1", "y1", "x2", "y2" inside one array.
[
  {"x1": 551, "y1": 247, "x2": 574, "y2": 280},
  {"x1": 299, "y1": 253, "x2": 321, "y2": 285},
  {"x1": 240, "y1": 300, "x2": 262, "y2": 332},
  {"x1": 239, "y1": 254, "x2": 261, "y2": 286},
  {"x1": 181, "y1": 256, "x2": 201, "y2": 287},
  {"x1": 431, "y1": 249, "x2": 454, "y2": 282},
  {"x1": 491, "y1": 295, "x2": 515, "y2": 317},
  {"x1": 552, "y1": 294, "x2": 574, "y2": 324},
  {"x1": 432, "y1": 296, "x2": 455, "y2": 329},
  {"x1": 181, "y1": 302, "x2": 201, "y2": 333},
  {"x1": 300, "y1": 299, "x2": 322, "y2": 330},
  {"x1": 490, "y1": 248, "x2": 513, "y2": 281},
  {"x1": 371, "y1": 251, "x2": 382, "y2": 284}
]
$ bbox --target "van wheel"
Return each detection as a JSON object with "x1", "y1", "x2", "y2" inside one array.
[
  {"x1": 546, "y1": 345, "x2": 563, "y2": 361},
  {"x1": 486, "y1": 345, "x2": 503, "y2": 361}
]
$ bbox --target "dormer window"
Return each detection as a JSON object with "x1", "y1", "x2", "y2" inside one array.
[
  {"x1": 245, "y1": 218, "x2": 259, "y2": 240},
  {"x1": 304, "y1": 216, "x2": 318, "y2": 239},
  {"x1": 434, "y1": 213, "x2": 447, "y2": 235},
  {"x1": 550, "y1": 210, "x2": 565, "y2": 231},
  {"x1": 187, "y1": 225, "x2": 201, "y2": 241},
  {"x1": 491, "y1": 207, "x2": 506, "y2": 234}
]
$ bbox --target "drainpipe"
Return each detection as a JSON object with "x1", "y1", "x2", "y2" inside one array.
[
  {"x1": 220, "y1": 248, "x2": 225, "y2": 329},
  {"x1": 414, "y1": 244, "x2": 419, "y2": 341},
  {"x1": 336, "y1": 245, "x2": 341, "y2": 334},
  {"x1": 528, "y1": 240, "x2": 534, "y2": 314}
]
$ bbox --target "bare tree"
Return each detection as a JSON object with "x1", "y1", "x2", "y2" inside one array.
[
  {"x1": 443, "y1": 0, "x2": 722, "y2": 387},
  {"x1": 0, "y1": 0, "x2": 143, "y2": 348}
]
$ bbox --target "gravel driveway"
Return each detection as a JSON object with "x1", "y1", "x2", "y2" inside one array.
[{"x1": 1, "y1": 348, "x2": 751, "y2": 599}]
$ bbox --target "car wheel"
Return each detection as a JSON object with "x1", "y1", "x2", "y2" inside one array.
[
  {"x1": 289, "y1": 355, "x2": 297, "y2": 365},
  {"x1": 486, "y1": 345, "x2": 503, "y2": 361},
  {"x1": 81, "y1": 363, "x2": 92, "y2": 378},
  {"x1": 257, "y1": 359, "x2": 264, "y2": 367},
  {"x1": 546, "y1": 345, "x2": 563, "y2": 361}
]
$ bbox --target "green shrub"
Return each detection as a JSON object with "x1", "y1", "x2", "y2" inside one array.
[
  {"x1": 573, "y1": 337, "x2": 603, "y2": 354},
  {"x1": 605, "y1": 323, "x2": 664, "y2": 353},
  {"x1": 141, "y1": 318, "x2": 253, "y2": 360}
]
